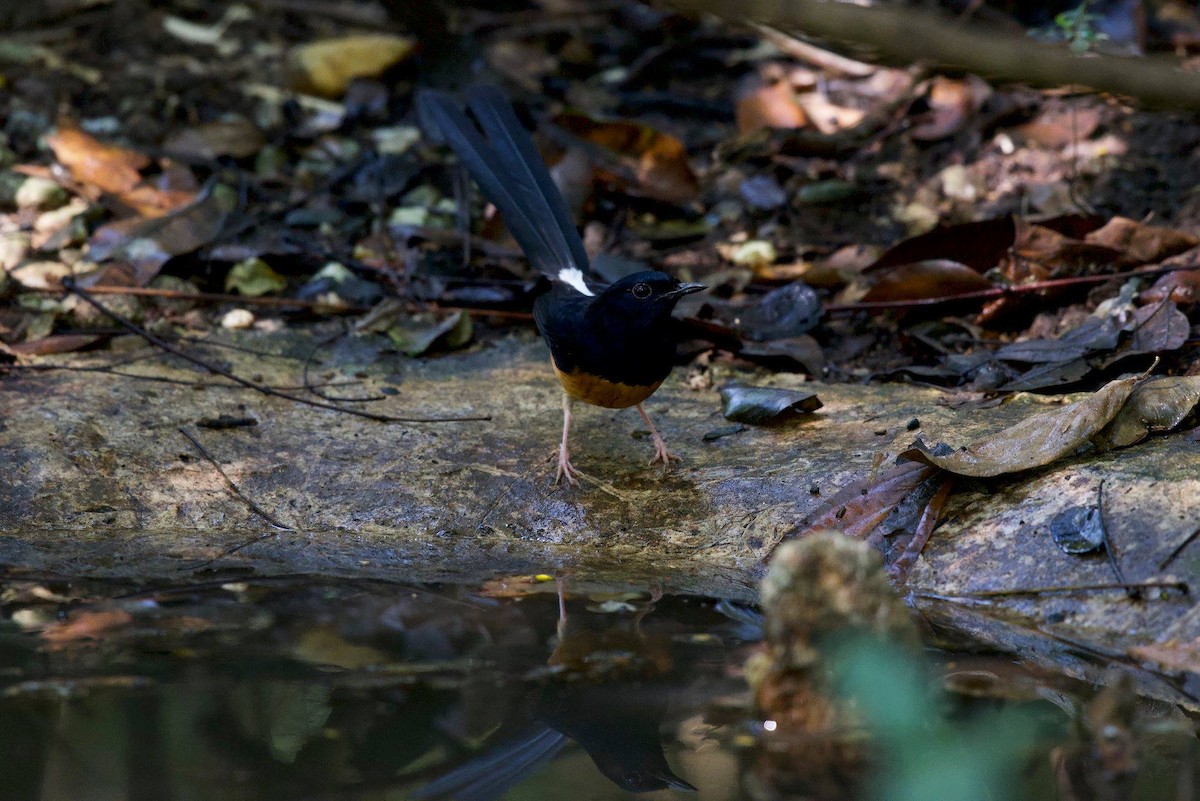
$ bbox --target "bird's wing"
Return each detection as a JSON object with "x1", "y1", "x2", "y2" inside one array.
[{"x1": 417, "y1": 86, "x2": 595, "y2": 296}]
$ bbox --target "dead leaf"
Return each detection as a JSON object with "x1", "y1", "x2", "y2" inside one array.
[
  {"x1": 555, "y1": 113, "x2": 701, "y2": 204},
  {"x1": 1109, "y1": 300, "x2": 1190, "y2": 362},
  {"x1": 1013, "y1": 223, "x2": 1127, "y2": 275},
  {"x1": 478, "y1": 574, "x2": 559, "y2": 599},
  {"x1": 1084, "y1": 216, "x2": 1199, "y2": 265},
  {"x1": 738, "y1": 335, "x2": 825, "y2": 374},
  {"x1": 45, "y1": 121, "x2": 196, "y2": 216},
  {"x1": 861, "y1": 259, "x2": 995, "y2": 303},
  {"x1": 784, "y1": 460, "x2": 942, "y2": 545},
  {"x1": 41, "y1": 608, "x2": 133, "y2": 644},
  {"x1": 735, "y1": 78, "x2": 808, "y2": 134},
  {"x1": 387, "y1": 310, "x2": 473, "y2": 357},
  {"x1": 794, "y1": 92, "x2": 865, "y2": 135},
  {"x1": 6, "y1": 334, "x2": 104, "y2": 356},
  {"x1": 1096, "y1": 375, "x2": 1200, "y2": 448},
  {"x1": 733, "y1": 282, "x2": 822, "y2": 340},
  {"x1": 907, "y1": 376, "x2": 1141, "y2": 477},
  {"x1": 84, "y1": 185, "x2": 233, "y2": 286},
  {"x1": 995, "y1": 316, "x2": 1120, "y2": 364},
  {"x1": 867, "y1": 216, "x2": 1016, "y2": 274},
  {"x1": 288, "y1": 34, "x2": 417, "y2": 98},
  {"x1": 163, "y1": 119, "x2": 266, "y2": 161},
  {"x1": 719, "y1": 385, "x2": 822, "y2": 424},
  {"x1": 46, "y1": 122, "x2": 148, "y2": 196},
  {"x1": 1015, "y1": 106, "x2": 1102, "y2": 148},
  {"x1": 1140, "y1": 246, "x2": 1200, "y2": 305},
  {"x1": 1128, "y1": 638, "x2": 1200, "y2": 673},
  {"x1": 910, "y1": 76, "x2": 989, "y2": 142}
]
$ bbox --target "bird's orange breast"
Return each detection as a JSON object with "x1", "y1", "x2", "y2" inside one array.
[{"x1": 551, "y1": 358, "x2": 662, "y2": 409}]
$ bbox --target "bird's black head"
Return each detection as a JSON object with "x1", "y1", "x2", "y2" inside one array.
[{"x1": 588, "y1": 271, "x2": 705, "y2": 323}]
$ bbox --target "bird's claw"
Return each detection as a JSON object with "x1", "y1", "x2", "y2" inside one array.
[
  {"x1": 555, "y1": 446, "x2": 581, "y2": 486},
  {"x1": 647, "y1": 435, "x2": 676, "y2": 469}
]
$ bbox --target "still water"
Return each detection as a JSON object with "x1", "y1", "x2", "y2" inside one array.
[{"x1": 0, "y1": 574, "x2": 1194, "y2": 800}]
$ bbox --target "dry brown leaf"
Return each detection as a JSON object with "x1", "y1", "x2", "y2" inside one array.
[
  {"x1": 794, "y1": 92, "x2": 865, "y2": 135},
  {"x1": 861, "y1": 259, "x2": 994, "y2": 303},
  {"x1": 908, "y1": 376, "x2": 1141, "y2": 477},
  {"x1": 1141, "y1": 246, "x2": 1200, "y2": 305},
  {"x1": 163, "y1": 119, "x2": 266, "y2": 161},
  {"x1": 1015, "y1": 106, "x2": 1102, "y2": 148},
  {"x1": 786, "y1": 460, "x2": 940, "y2": 543},
  {"x1": 1096, "y1": 375, "x2": 1200, "y2": 448},
  {"x1": 1128, "y1": 638, "x2": 1200, "y2": 673},
  {"x1": 555, "y1": 113, "x2": 700, "y2": 204},
  {"x1": 84, "y1": 187, "x2": 232, "y2": 286},
  {"x1": 735, "y1": 78, "x2": 808, "y2": 134},
  {"x1": 478, "y1": 574, "x2": 559, "y2": 598},
  {"x1": 6, "y1": 334, "x2": 104, "y2": 356},
  {"x1": 46, "y1": 123, "x2": 148, "y2": 196},
  {"x1": 41, "y1": 608, "x2": 133, "y2": 644},
  {"x1": 910, "y1": 76, "x2": 988, "y2": 142},
  {"x1": 1011, "y1": 223, "x2": 1126, "y2": 276},
  {"x1": 1084, "y1": 216, "x2": 1199, "y2": 265}
]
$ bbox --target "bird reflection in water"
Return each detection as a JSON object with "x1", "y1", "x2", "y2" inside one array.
[{"x1": 415, "y1": 579, "x2": 695, "y2": 800}]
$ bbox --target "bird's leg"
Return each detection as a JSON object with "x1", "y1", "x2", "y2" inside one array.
[
  {"x1": 556, "y1": 392, "x2": 580, "y2": 485},
  {"x1": 637, "y1": 403, "x2": 676, "y2": 468},
  {"x1": 555, "y1": 575, "x2": 569, "y2": 639}
]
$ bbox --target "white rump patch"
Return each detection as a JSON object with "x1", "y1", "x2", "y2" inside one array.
[{"x1": 557, "y1": 266, "x2": 594, "y2": 296}]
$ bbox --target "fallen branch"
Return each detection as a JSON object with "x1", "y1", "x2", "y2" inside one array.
[{"x1": 671, "y1": 0, "x2": 1200, "y2": 110}]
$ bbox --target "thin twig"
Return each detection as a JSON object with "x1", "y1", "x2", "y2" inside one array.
[
  {"x1": 300, "y1": 327, "x2": 389, "y2": 403},
  {"x1": 1097, "y1": 479, "x2": 1138, "y2": 600},
  {"x1": 176, "y1": 426, "x2": 299, "y2": 570},
  {"x1": 178, "y1": 427, "x2": 294, "y2": 532},
  {"x1": 61, "y1": 277, "x2": 490, "y2": 424},
  {"x1": 1159, "y1": 524, "x2": 1200, "y2": 571},
  {"x1": 914, "y1": 580, "x2": 1188, "y2": 600},
  {"x1": 827, "y1": 262, "x2": 1200, "y2": 314},
  {"x1": 32, "y1": 284, "x2": 366, "y2": 311},
  {"x1": 2, "y1": 361, "x2": 365, "y2": 392}
]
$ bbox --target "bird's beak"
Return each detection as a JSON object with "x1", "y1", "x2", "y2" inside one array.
[{"x1": 662, "y1": 282, "x2": 706, "y2": 300}]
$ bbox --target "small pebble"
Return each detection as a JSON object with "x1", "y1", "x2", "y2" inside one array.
[{"x1": 221, "y1": 308, "x2": 255, "y2": 329}]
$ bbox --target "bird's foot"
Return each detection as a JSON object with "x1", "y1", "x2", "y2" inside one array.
[
  {"x1": 647, "y1": 433, "x2": 676, "y2": 469},
  {"x1": 555, "y1": 445, "x2": 581, "y2": 486}
]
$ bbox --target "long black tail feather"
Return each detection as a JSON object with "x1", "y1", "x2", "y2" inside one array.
[{"x1": 417, "y1": 86, "x2": 592, "y2": 289}]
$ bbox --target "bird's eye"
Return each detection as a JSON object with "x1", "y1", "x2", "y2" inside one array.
[{"x1": 631, "y1": 282, "x2": 652, "y2": 300}]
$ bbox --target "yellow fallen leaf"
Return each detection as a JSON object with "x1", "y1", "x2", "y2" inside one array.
[{"x1": 289, "y1": 34, "x2": 416, "y2": 98}]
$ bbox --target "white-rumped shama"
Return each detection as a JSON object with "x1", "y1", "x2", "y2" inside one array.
[{"x1": 418, "y1": 86, "x2": 703, "y2": 484}]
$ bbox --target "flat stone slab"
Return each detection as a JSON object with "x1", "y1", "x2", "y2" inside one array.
[{"x1": 2, "y1": 328, "x2": 1196, "y2": 705}]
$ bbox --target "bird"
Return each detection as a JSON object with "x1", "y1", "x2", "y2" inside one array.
[
  {"x1": 413, "y1": 580, "x2": 695, "y2": 801},
  {"x1": 417, "y1": 86, "x2": 704, "y2": 485}
]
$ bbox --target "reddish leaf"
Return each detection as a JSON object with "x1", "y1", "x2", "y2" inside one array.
[
  {"x1": 867, "y1": 216, "x2": 1016, "y2": 274},
  {"x1": 1084, "y1": 216, "x2": 1199, "y2": 265},
  {"x1": 46, "y1": 122, "x2": 148, "y2": 197},
  {"x1": 46, "y1": 121, "x2": 196, "y2": 217},
  {"x1": 7, "y1": 334, "x2": 104, "y2": 356},
  {"x1": 861, "y1": 259, "x2": 995, "y2": 303},
  {"x1": 1140, "y1": 246, "x2": 1200, "y2": 305},
  {"x1": 909, "y1": 76, "x2": 989, "y2": 142},
  {"x1": 784, "y1": 460, "x2": 940, "y2": 544},
  {"x1": 41, "y1": 608, "x2": 133, "y2": 644},
  {"x1": 1015, "y1": 106, "x2": 1102, "y2": 148},
  {"x1": 555, "y1": 112, "x2": 700, "y2": 204},
  {"x1": 735, "y1": 77, "x2": 808, "y2": 134}
]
